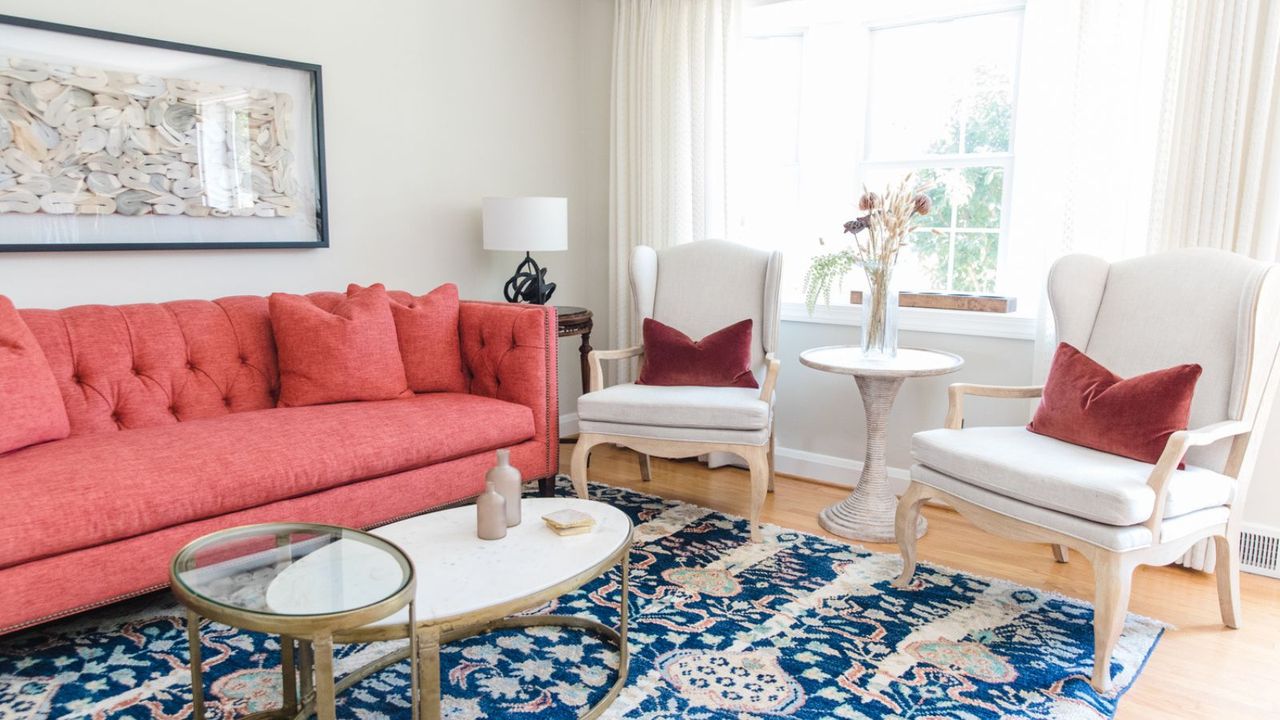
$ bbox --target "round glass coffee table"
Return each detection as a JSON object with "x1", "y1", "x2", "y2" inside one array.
[{"x1": 170, "y1": 523, "x2": 417, "y2": 720}]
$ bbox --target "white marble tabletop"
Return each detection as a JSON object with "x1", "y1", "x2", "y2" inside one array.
[
  {"x1": 266, "y1": 498, "x2": 631, "y2": 627},
  {"x1": 799, "y1": 345, "x2": 964, "y2": 378}
]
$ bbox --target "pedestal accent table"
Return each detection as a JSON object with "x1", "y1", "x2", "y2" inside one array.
[{"x1": 799, "y1": 346, "x2": 964, "y2": 542}]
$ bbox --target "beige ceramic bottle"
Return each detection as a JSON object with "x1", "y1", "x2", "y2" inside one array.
[
  {"x1": 476, "y1": 478, "x2": 507, "y2": 540},
  {"x1": 488, "y1": 448, "x2": 523, "y2": 527}
]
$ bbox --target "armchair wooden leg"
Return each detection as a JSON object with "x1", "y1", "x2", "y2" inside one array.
[
  {"x1": 1090, "y1": 552, "x2": 1135, "y2": 692},
  {"x1": 569, "y1": 435, "x2": 597, "y2": 499},
  {"x1": 638, "y1": 453, "x2": 652, "y2": 482},
  {"x1": 744, "y1": 445, "x2": 769, "y2": 543},
  {"x1": 1052, "y1": 544, "x2": 1070, "y2": 563},
  {"x1": 1214, "y1": 532, "x2": 1242, "y2": 629},
  {"x1": 892, "y1": 482, "x2": 931, "y2": 587},
  {"x1": 767, "y1": 429, "x2": 776, "y2": 493}
]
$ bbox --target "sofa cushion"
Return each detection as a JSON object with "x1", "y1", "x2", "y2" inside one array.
[
  {"x1": 0, "y1": 392, "x2": 535, "y2": 568},
  {"x1": 0, "y1": 296, "x2": 70, "y2": 455},
  {"x1": 350, "y1": 283, "x2": 467, "y2": 394},
  {"x1": 270, "y1": 284, "x2": 411, "y2": 407},
  {"x1": 912, "y1": 426, "x2": 1235, "y2": 526},
  {"x1": 578, "y1": 383, "x2": 770, "y2": 430}
]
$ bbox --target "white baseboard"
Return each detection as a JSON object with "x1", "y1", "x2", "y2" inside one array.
[
  {"x1": 559, "y1": 412, "x2": 580, "y2": 438},
  {"x1": 773, "y1": 446, "x2": 912, "y2": 497}
]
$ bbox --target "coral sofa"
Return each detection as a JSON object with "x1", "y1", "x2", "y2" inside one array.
[{"x1": 0, "y1": 291, "x2": 557, "y2": 634}]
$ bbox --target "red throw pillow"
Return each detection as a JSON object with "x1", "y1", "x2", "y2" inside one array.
[
  {"x1": 0, "y1": 295, "x2": 70, "y2": 454},
  {"x1": 637, "y1": 317, "x2": 758, "y2": 388},
  {"x1": 1027, "y1": 343, "x2": 1201, "y2": 465},
  {"x1": 348, "y1": 283, "x2": 466, "y2": 393},
  {"x1": 270, "y1": 284, "x2": 411, "y2": 407}
]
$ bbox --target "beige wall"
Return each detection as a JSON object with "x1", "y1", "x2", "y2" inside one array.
[{"x1": 0, "y1": 0, "x2": 611, "y2": 415}]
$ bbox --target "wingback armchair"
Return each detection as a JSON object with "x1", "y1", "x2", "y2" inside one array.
[
  {"x1": 894, "y1": 248, "x2": 1280, "y2": 691},
  {"x1": 570, "y1": 240, "x2": 783, "y2": 542}
]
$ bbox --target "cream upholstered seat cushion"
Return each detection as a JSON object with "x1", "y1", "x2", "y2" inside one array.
[
  {"x1": 912, "y1": 427, "x2": 1235, "y2": 526},
  {"x1": 578, "y1": 383, "x2": 770, "y2": 430},
  {"x1": 911, "y1": 464, "x2": 1231, "y2": 551}
]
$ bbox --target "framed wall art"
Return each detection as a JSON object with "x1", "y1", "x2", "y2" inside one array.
[{"x1": 0, "y1": 14, "x2": 327, "y2": 251}]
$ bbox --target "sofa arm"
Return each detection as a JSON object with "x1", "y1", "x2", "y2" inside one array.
[{"x1": 459, "y1": 301, "x2": 559, "y2": 481}]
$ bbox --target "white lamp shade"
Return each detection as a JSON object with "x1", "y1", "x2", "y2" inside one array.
[{"x1": 482, "y1": 197, "x2": 568, "y2": 252}]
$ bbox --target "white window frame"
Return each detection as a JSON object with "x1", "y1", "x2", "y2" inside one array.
[{"x1": 776, "y1": 4, "x2": 1033, "y2": 339}]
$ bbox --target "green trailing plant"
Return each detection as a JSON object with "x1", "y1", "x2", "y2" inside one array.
[
  {"x1": 802, "y1": 245, "x2": 858, "y2": 314},
  {"x1": 802, "y1": 174, "x2": 934, "y2": 321}
]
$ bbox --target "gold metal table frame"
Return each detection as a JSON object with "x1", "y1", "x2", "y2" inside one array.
[{"x1": 334, "y1": 532, "x2": 633, "y2": 720}]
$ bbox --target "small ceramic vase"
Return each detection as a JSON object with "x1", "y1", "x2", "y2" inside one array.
[
  {"x1": 476, "y1": 479, "x2": 507, "y2": 540},
  {"x1": 488, "y1": 448, "x2": 523, "y2": 527}
]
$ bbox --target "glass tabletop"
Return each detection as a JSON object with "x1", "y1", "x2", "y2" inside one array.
[{"x1": 171, "y1": 523, "x2": 413, "y2": 617}]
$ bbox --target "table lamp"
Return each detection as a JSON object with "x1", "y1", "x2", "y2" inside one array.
[{"x1": 482, "y1": 196, "x2": 568, "y2": 304}]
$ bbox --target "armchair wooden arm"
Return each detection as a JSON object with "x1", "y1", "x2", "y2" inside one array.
[
  {"x1": 1144, "y1": 420, "x2": 1252, "y2": 535},
  {"x1": 759, "y1": 353, "x2": 781, "y2": 404},
  {"x1": 944, "y1": 383, "x2": 1044, "y2": 429},
  {"x1": 586, "y1": 346, "x2": 644, "y2": 392}
]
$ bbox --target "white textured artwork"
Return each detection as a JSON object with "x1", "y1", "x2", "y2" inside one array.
[{"x1": 0, "y1": 56, "x2": 298, "y2": 217}]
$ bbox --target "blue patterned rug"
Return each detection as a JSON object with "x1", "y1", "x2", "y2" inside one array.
[{"x1": 0, "y1": 480, "x2": 1162, "y2": 719}]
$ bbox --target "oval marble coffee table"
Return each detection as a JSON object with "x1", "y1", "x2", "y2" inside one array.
[
  {"x1": 303, "y1": 497, "x2": 633, "y2": 720},
  {"x1": 800, "y1": 345, "x2": 964, "y2": 542}
]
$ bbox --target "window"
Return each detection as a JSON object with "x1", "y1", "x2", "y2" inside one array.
[{"x1": 737, "y1": 3, "x2": 1025, "y2": 308}]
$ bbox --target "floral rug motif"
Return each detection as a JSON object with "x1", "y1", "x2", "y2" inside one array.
[{"x1": 0, "y1": 480, "x2": 1162, "y2": 719}]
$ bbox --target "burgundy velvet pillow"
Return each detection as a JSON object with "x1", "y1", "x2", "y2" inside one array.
[
  {"x1": 637, "y1": 317, "x2": 758, "y2": 388},
  {"x1": 347, "y1": 283, "x2": 467, "y2": 393},
  {"x1": 270, "y1": 284, "x2": 412, "y2": 407},
  {"x1": 1027, "y1": 343, "x2": 1201, "y2": 465},
  {"x1": 0, "y1": 295, "x2": 70, "y2": 454}
]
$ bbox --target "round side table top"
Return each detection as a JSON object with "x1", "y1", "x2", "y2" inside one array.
[
  {"x1": 799, "y1": 345, "x2": 965, "y2": 378},
  {"x1": 556, "y1": 305, "x2": 592, "y2": 322}
]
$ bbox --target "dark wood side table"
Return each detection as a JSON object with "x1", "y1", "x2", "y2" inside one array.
[
  {"x1": 556, "y1": 306, "x2": 593, "y2": 396},
  {"x1": 541, "y1": 306, "x2": 593, "y2": 496}
]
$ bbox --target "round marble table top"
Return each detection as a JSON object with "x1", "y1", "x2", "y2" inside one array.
[
  {"x1": 799, "y1": 345, "x2": 965, "y2": 378},
  {"x1": 356, "y1": 498, "x2": 632, "y2": 627}
]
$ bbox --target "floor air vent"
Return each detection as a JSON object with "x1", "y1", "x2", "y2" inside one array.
[{"x1": 1240, "y1": 526, "x2": 1280, "y2": 579}]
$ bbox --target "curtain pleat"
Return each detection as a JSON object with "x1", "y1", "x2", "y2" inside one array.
[{"x1": 608, "y1": 0, "x2": 736, "y2": 383}]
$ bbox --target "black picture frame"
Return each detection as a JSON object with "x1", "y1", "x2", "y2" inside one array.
[{"x1": 0, "y1": 14, "x2": 328, "y2": 251}]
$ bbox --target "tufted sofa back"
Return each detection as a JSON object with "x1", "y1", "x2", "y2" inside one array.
[{"x1": 17, "y1": 289, "x2": 467, "y2": 439}]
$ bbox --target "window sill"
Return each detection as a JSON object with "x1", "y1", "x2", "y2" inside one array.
[{"x1": 780, "y1": 302, "x2": 1037, "y2": 340}]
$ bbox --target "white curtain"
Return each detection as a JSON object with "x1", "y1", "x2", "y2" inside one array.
[
  {"x1": 1145, "y1": 0, "x2": 1280, "y2": 573},
  {"x1": 608, "y1": 0, "x2": 737, "y2": 381},
  {"x1": 1148, "y1": 0, "x2": 1280, "y2": 261},
  {"x1": 1007, "y1": 0, "x2": 1179, "y2": 383}
]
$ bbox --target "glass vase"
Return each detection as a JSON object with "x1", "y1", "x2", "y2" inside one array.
[{"x1": 860, "y1": 263, "x2": 899, "y2": 358}]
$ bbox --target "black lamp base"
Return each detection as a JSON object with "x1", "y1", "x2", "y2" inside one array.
[{"x1": 503, "y1": 252, "x2": 557, "y2": 305}]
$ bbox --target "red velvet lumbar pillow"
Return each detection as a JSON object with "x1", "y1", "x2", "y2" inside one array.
[
  {"x1": 637, "y1": 317, "x2": 758, "y2": 388},
  {"x1": 348, "y1": 283, "x2": 466, "y2": 393},
  {"x1": 0, "y1": 295, "x2": 71, "y2": 454},
  {"x1": 270, "y1": 284, "x2": 412, "y2": 407},
  {"x1": 1027, "y1": 342, "x2": 1201, "y2": 465}
]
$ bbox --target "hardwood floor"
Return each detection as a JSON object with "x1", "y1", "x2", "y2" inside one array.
[{"x1": 566, "y1": 444, "x2": 1280, "y2": 720}]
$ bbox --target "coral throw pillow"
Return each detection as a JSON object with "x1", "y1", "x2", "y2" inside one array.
[
  {"x1": 1028, "y1": 343, "x2": 1201, "y2": 465},
  {"x1": 270, "y1": 284, "x2": 411, "y2": 407},
  {"x1": 348, "y1": 283, "x2": 466, "y2": 393},
  {"x1": 0, "y1": 295, "x2": 70, "y2": 454},
  {"x1": 638, "y1": 317, "x2": 758, "y2": 388}
]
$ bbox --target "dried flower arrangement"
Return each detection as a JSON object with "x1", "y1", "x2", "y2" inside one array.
[{"x1": 802, "y1": 174, "x2": 935, "y2": 353}]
